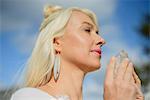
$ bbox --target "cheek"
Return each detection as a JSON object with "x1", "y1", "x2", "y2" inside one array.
[
  {"x1": 61, "y1": 32, "x2": 100, "y2": 72},
  {"x1": 62, "y1": 32, "x2": 92, "y2": 58}
]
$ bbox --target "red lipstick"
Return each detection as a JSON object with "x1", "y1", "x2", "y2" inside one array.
[{"x1": 91, "y1": 48, "x2": 101, "y2": 56}]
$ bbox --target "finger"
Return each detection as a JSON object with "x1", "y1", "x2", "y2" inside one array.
[
  {"x1": 134, "y1": 84, "x2": 144, "y2": 99},
  {"x1": 116, "y1": 58, "x2": 130, "y2": 80},
  {"x1": 133, "y1": 70, "x2": 141, "y2": 88},
  {"x1": 105, "y1": 56, "x2": 116, "y2": 83},
  {"x1": 130, "y1": 76, "x2": 135, "y2": 83},
  {"x1": 124, "y1": 62, "x2": 133, "y2": 81}
]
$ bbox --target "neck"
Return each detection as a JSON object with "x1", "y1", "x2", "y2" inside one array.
[{"x1": 45, "y1": 59, "x2": 86, "y2": 100}]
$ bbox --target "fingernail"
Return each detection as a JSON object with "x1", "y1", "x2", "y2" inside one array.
[
  {"x1": 124, "y1": 58, "x2": 129, "y2": 61},
  {"x1": 112, "y1": 56, "x2": 116, "y2": 60},
  {"x1": 129, "y1": 62, "x2": 133, "y2": 66}
]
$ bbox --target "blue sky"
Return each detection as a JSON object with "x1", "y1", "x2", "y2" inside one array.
[{"x1": 1, "y1": 0, "x2": 149, "y2": 100}]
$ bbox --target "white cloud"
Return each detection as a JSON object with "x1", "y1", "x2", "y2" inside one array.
[
  {"x1": 2, "y1": 17, "x2": 33, "y2": 33},
  {"x1": 2, "y1": 0, "x2": 117, "y2": 32},
  {"x1": 1, "y1": 0, "x2": 117, "y2": 99},
  {"x1": 0, "y1": 81, "x2": 8, "y2": 90},
  {"x1": 12, "y1": 32, "x2": 38, "y2": 54},
  {"x1": 45, "y1": 0, "x2": 117, "y2": 19},
  {"x1": 2, "y1": 0, "x2": 117, "y2": 55},
  {"x1": 2, "y1": 1, "x2": 148, "y2": 99}
]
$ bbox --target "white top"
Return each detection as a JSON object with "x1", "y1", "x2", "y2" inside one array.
[{"x1": 10, "y1": 87, "x2": 70, "y2": 100}]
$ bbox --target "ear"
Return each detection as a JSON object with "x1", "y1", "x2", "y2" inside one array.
[{"x1": 53, "y1": 37, "x2": 62, "y2": 54}]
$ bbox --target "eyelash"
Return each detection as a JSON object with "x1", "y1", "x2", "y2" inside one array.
[
  {"x1": 84, "y1": 29, "x2": 91, "y2": 33},
  {"x1": 84, "y1": 28, "x2": 99, "y2": 35},
  {"x1": 96, "y1": 31, "x2": 99, "y2": 34}
]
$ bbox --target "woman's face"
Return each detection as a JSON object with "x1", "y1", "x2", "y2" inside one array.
[{"x1": 60, "y1": 11, "x2": 105, "y2": 73}]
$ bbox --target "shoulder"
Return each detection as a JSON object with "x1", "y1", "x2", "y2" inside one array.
[{"x1": 10, "y1": 87, "x2": 54, "y2": 100}]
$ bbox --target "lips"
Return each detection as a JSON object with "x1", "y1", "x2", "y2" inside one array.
[{"x1": 91, "y1": 48, "x2": 101, "y2": 55}]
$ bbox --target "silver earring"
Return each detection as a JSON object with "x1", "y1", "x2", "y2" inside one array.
[{"x1": 54, "y1": 54, "x2": 60, "y2": 81}]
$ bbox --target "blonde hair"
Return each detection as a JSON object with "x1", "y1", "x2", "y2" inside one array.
[{"x1": 24, "y1": 5, "x2": 98, "y2": 87}]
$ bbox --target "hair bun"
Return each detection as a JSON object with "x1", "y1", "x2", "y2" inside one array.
[{"x1": 44, "y1": 5, "x2": 62, "y2": 19}]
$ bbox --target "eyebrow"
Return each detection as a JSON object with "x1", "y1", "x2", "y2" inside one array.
[{"x1": 81, "y1": 21, "x2": 94, "y2": 28}]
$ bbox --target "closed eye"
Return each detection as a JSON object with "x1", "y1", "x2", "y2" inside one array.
[{"x1": 85, "y1": 29, "x2": 91, "y2": 33}]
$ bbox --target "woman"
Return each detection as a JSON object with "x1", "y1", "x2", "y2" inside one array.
[{"x1": 10, "y1": 5, "x2": 144, "y2": 100}]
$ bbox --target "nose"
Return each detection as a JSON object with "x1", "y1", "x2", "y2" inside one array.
[{"x1": 95, "y1": 34, "x2": 106, "y2": 47}]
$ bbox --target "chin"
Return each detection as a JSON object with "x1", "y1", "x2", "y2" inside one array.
[
  {"x1": 93, "y1": 64, "x2": 101, "y2": 71},
  {"x1": 86, "y1": 63, "x2": 101, "y2": 72}
]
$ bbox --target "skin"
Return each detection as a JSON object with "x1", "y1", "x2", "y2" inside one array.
[
  {"x1": 38, "y1": 11, "x2": 143, "y2": 100},
  {"x1": 104, "y1": 57, "x2": 144, "y2": 100}
]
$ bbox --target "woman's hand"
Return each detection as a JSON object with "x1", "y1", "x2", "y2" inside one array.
[
  {"x1": 133, "y1": 70, "x2": 144, "y2": 100},
  {"x1": 104, "y1": 57, "x2": 144, "y2": 100}
]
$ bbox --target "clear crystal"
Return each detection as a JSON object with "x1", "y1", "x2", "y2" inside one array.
[{"x1": 114, "y1": 50, "x2": 129, "y2": 78}]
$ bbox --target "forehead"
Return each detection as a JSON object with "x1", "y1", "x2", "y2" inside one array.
[{"x1": 67, "y1": 10, "x2": 97, "y2": 28}]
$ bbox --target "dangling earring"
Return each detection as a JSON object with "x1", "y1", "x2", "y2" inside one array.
[{"x1": 54, "y1": 54, "x2": 60, "y2": 81}]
